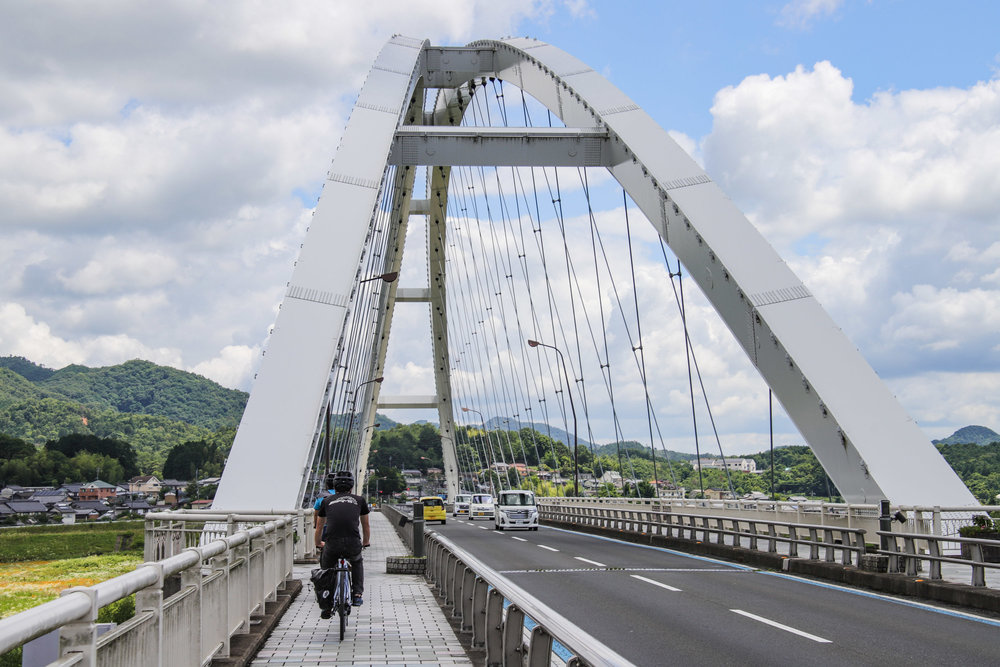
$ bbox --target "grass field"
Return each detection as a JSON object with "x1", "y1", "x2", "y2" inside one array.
[
  {"x1": 0, "y1": 553, "x2": 143, "y2": 619},
  {"x1": 0, "y1": 522, "x2": 146, "y2": 664},
  {"x1": 0, "y1": 521, "x2": 144, "y2": 562}
]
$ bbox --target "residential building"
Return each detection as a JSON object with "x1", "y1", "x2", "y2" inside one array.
[
  {"x1": 78, "y1": 480, "x2": 118, "y2": 502},
  {"x1": 694, "y1": 458, "x2": 758, "y2": 474},
  {"x1": 129, "y1": 475, "x2": 162, "y2": 495}
]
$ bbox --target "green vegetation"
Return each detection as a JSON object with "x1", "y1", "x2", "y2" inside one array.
[
  {"x1": 0, "y1": 521, "x2": 145, "y2": 562},
  {"x1": 937, "y1": 442, "x2": 1000, "y2": 504},
  {"x1": 0, "y1": 357, "x2": 246, "y2": 475}
]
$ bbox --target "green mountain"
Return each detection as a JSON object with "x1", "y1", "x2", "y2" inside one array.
[
  {"x1": 0, "y1": 356, "x2": 248, "y2": 475},
  {"x1": 932, "y1": 425, "x2": 1000, "y2": 446}
]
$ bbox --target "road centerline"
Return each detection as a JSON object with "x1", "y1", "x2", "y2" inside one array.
[{"x1": 730, "y1": 609, "x2": 831, "y2": 643}]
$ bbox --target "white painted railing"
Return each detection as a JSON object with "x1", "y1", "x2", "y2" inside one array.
[
  {"x1": 540, "y1": 502, "x2": 867, "y2": 565},
  {"x1": 541, "y1": 497, "x2": 995, "y2": 541},
  {"x1": 0, "y1": 512, "x2": 296, "y2": 666}
]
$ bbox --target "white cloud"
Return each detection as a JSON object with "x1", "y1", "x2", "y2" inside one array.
[
  {"x1": 776, "y1": 0, "x2": 843, "y2": 29},
  {"x1": 700, "y1": 58, "x2": 1000, "y2": 440},
  {"x1": 0, "y1": 1, "x2": 562, "y2": 392}
]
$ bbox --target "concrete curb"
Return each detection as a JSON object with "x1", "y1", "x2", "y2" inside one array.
[
  {"x1": 211, "y1": 578, "x2": 302, "y2": 667},
  {"x1": 543, "y1": 519, "x2": 1000, "y2": 614}
]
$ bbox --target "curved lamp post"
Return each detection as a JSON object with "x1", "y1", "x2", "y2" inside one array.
[{"x1": 528, "y1": 338, "x2": 579, "y2": 497}]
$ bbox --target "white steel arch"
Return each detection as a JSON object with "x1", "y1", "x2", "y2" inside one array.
[{"x1": 214, "y1": 36, "x2": 978, "y2": 510}]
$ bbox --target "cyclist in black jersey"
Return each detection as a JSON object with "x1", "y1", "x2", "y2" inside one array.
[{"x1": 314, "y1": 470, "x2": 371, "y2": 607}]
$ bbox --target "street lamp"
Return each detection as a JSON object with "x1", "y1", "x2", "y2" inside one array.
[
  {"x1": 359, "y1": 271, "x2": 399, "y2": 284},
  {"x1": 527, "y1": 338, "x2": 579, "y2": 497}
]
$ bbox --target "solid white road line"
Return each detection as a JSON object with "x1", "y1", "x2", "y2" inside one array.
[
  {"x1": 574, "y1": 556, "x2": 606, "y2": 567},
  {"x1": 630, "y1": 574, "x2": 681, "y2": 592},
  {"x1": 511, "y1": 536, "x2": 527, "y2": 542},
  {"x1": 730, "y1": 609, "x2": 831, "y2": 643},
  {"x1": 538, "y1": 544, "x2": 559, "y2": 552}
]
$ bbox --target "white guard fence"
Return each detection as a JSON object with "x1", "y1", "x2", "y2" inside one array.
[
  {"x1": 0, "y1": 511, "x2": 302, "y2": 667},
  {"x1": 539, "y1": 499, "x2": 1000, "y2": 588}
]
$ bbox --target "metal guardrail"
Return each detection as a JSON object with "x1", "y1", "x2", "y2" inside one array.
[
  {"x1": 0, "y1": 512, "x2": 296, "y2": 666},
  {"x1": 541, "y1": 503, "x2": 867, "y2": 566},
  {"x1": 425, "y1": 531, "x2": 635, "y2": 667},
  {"x1": 542, "y1": 498, "x2": 997, "y2": 542},
  {"x1": 878, "y1": 530, "x2": 1000, "y2": 587}
]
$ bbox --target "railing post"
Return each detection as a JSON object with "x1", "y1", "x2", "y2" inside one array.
[
  {"x1": 472, "y1": 577, "x2": 489, "y2": 648},
  {"x1": 485, "y1": 588, "x2": 505, "y2": 666},
  {"x1": 879, "y1": 499, "x2": 891, "y2": 552},
  {"x1": 460, "y1": 567, "x2": 475, "y2": 631},
  {"x1": 58, "y1": 588, "x2": 99, "y2": 667},
  {"x1": 503, "y1": 604, "x2": 526, "y2": 665},
  {"x1": 527, "y1": 626, "x2": 554, "y2": 667},
  {"x1": 413, "y1": 501, "x2": 425, "y2": 558},
  {"x1": 136, "y1": 561, "x2": 165, "y2": 667},
  {"x1": 179, "y1": 549, "x2": 204, "y2": 666}
]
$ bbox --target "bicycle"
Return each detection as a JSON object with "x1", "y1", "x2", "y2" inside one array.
[{"x1": 331, "y1": 556, "x2": 352, "y2": 640}]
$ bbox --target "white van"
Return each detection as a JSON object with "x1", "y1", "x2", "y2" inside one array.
[
  {"x1": 493, "y1": 490, "x2": 539, "y2": 531},
  {"x1": 452, "y1": 494, "x2": 473, "y2": 517},
  {"x1": 468, "y1": 494, "x2": 494, "y2": 520}
]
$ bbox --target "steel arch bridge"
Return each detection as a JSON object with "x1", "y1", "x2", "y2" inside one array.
[{"x1": 212, "y1": 36, "x2": 977, "y2": 511}]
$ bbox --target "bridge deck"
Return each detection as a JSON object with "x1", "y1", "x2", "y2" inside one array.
[{"x1": 252, "y1": 511, "x2": 472, "y2": 666}]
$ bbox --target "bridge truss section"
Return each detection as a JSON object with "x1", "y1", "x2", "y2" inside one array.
[{"x1": 213, "y1": 36, "x2": 978, "y2": 511}]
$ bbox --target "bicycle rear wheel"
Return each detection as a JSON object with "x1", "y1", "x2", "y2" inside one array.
[{"x1": 339, "y1": 603, "x2": 347, "y2": 640}]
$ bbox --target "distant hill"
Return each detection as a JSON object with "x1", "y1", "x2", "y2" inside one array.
[
  {"x1": 1, "y1": 356, "x2": 247, "y2": 431},
  {"x1": 932, "y1": 425, "x2": 1000, "y2": 446}
]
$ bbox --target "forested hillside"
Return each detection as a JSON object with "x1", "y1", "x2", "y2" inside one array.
[
  {"x1": 0, "y1": 357, "x2": 244, "y2": 476},
  {"x1": 0, "y1": 357, "x2": 247, "y2": 430}
]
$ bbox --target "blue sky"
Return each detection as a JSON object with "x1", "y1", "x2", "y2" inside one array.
[{"x1": 0, "y1": 1, "x2": 997, "y2": 451}]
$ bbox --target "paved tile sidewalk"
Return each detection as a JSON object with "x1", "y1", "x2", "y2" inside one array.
[{"x1": 251, "y1": 511, "x2": 472, "y2": 666}]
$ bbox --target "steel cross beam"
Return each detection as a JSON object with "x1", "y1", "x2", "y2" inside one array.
[{"x1": 389, "y1": 126, "x2": 611, "y2": 167}]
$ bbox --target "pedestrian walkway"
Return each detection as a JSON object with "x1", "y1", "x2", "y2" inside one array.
[{"x1": 251, "y1": 511, "x2": 473, "y2": 666}]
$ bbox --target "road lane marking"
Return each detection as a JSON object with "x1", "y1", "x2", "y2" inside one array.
[
  {"x1": 630, "y1": 574, "x2": 681, "y2": 592},
  {"x1": 574, "y1": 556, "x2": 606, "y2": 567},
  {"x1": 478, "y1": 525, "x2": 490, "y2": 530},
  {"x1": 730, "y1": 609, "x2": 831, "y2": 643},
  {"x1": 511, "y1": 537, "x2": 527, "y2": 542},
  {"x1": 758, "y1": 571, "x2": 1000, "y2": 628},
  {"x1": 538, "y1": 545, "x2": 559, "y2": 552}
]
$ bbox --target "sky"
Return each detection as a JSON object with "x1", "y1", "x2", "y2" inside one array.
[{"x1": 1, "y1": 0, "x2": 998, "y2": 453}]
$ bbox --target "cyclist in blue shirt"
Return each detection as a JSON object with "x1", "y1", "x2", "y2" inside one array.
[{"x1": 314, "y1": 470, "x2": 371, "y2": 610}]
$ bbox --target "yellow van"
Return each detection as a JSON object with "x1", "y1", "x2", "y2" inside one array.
[{"x1": 419, "y1": 496, "x2": 447, "y2": 524}]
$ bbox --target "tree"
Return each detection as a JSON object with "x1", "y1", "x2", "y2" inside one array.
[
  {"x1": 45, "y1": 433, "x2": 139, "y2": 478},
  {"x1": 0, "y1": 433, "x2": 35, "y2": 460}
]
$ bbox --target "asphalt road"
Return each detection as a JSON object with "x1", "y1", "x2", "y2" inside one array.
[{"x1": 428, "y1": 518, "x2": 1000, "y2": 666}]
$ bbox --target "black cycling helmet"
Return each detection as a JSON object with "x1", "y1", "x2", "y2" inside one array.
[{"x1": 327, "y1": 470, "x2": 354, "y2": 493}]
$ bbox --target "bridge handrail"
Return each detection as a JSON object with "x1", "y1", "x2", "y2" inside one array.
[
  {"x1": 424, "y1": 530, "x2": 636, "y2": 667},
  {"x1": 0, "y1": 512, "x2": 296, "y2": 663},
  {"x1": 878, "y1": 530, "x2": 1000, "y2": 587},
  {"x1": 540, "y1": 501, "x2": 867, "y2": 565}
]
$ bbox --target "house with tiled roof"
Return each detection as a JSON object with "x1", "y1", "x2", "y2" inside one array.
[
  {"x1": 4, "y1": 500, "x2": 49, "y2": 516},
  {"x1": 79, "y1": 480, "x2": 117, "y2": 502},
  {"x1": 128, "y1": 475, "x2": 162, "y2": 495},
  {"x1": 30, "y1": 488, "x2": 70, "y2": 507}
]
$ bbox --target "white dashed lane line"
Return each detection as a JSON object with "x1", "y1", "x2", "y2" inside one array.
[
  {"x1": 630, "y1": 574, "x2": 681, "y2": 592},
  {"x1": 730, "y1": 609, "x2": 831, "y2": 643},
  {"x1": 510, "y1": 536, "x2": 527, "y2": 542},
  {"x1": 574, "y1": 556, "x2": 606, "y2": 567},
  {"x1": 538, "y1": 545, "x2": 559, "y2": 552}
]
